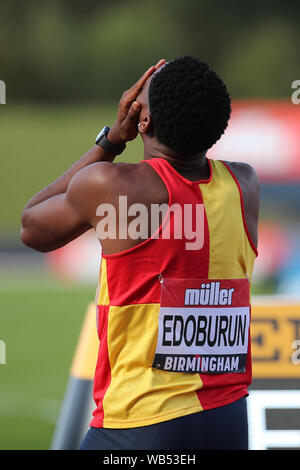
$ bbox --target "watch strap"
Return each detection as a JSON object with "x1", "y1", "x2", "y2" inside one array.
[{"x1": 95, "y1": 126, "x2": 126, "y2": 155}]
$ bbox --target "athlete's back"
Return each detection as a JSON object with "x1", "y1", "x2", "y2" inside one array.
[{"x1": 91, "y1": 156, "x2": 258, "y2": 430}]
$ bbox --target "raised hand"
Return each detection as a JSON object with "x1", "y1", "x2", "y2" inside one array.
[{"x1": 108, "y1": 59, "x2": 166, "y2": 146}]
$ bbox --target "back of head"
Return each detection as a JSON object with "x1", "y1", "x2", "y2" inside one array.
[{"x1": 148, "y1": 56, "x2": 231, "y2": 157}]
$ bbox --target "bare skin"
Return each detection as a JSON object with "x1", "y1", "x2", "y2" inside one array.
[{"x1": 20, "y1": 60, "x2": 259, "y2": 255}]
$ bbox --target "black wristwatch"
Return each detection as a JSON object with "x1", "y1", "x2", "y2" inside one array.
[{"x1": 95, "y1": 126, "x2": 126, "y2": 155}]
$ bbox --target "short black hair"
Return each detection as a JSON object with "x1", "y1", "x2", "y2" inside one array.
[{"x1": 148, "y1": 56, "x2": 231, "y2": 156}]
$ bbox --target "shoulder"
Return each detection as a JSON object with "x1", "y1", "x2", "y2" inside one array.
[
  {"x1": 65, "y1": 161, "x2": 144, "y2": 225},
  {"x1": 68, "y1": 161, "x2": 143, "y2": 194},
  {"x1": 223, "y1": 161, "x2": 260, "y2": 190},
  {"x1": 66, "y1": 161, "x2": 150, "y2": 213},
  {"x1": 221, "y1": 161, "x2": 260, "y2": 207},
  {"x1": 70, "y1": 161, "x2": 140, "y2": 182}
]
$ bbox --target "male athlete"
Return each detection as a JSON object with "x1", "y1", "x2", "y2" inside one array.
[{"x1": 21, "y1": 56, "x2": 259, "y2": 450}]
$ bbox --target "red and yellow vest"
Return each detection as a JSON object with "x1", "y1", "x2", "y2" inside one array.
[{"x1": 90, "y1": 157, "x2": 258, "y2": 429}]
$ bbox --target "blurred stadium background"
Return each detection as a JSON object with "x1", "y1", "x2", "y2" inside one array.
[{"x1": 0, "y1": 0, "x2": 300, "y2": 450}]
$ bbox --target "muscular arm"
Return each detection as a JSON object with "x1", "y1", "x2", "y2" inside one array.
[{"x1": 20, "y1": 141, "x2": 119, "y2": 252}]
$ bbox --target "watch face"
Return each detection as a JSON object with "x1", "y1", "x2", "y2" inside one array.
[{"x1": 96, "y1": 126, "x2": 109, "y2": 143}]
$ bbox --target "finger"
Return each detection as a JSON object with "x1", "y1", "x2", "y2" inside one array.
[
  {"x1": 121, "y1": 62, "x2": 164, "y2": 111},
  {"x1": 126, "y1": 66, "x2": 156, "y2": 99},
  {"x1": 125, "y1": 101, "x2": 141, "y2": 121},
  {"x1": 122, "y1": 102, "x2": 141, "y2": 131},
  {"x1": 129, "y1": 60, "x2": 166, "y2": 95},
  {"x1": 154, "y1": 59, "x2": 166, "y2": 70}
]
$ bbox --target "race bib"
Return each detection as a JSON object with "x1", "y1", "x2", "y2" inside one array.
[{"x1": 152, "y1": 278, "x2": 250, "y2": 374}]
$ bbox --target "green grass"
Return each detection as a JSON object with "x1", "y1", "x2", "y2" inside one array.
[
  {"x1": 0, "y1": 285, "x2": 95, "y2": 449},
  {"x1": 0, "y1": 104, "x2": 143, "y2": 236}
]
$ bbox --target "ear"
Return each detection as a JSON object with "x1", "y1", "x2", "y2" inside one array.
[{"x1": 138, "y1": 113, "x2": 152, "y2": 134}]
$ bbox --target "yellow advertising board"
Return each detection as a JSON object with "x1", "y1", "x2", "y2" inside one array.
[{"x1": 251, "y1": 299, "x2": 300, "y2": 379}]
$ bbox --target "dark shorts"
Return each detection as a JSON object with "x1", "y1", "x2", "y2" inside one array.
[{"x1": 80, "y1": 397, "x2": 248, "y2": 450}]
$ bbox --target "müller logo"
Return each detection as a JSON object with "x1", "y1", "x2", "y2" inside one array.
[
  {"x1": 0, "y1": 80, "x2": 6, "y2": 104},
  {"x1": 185, "y1": 281, "x2": 235, "y2": 306}
]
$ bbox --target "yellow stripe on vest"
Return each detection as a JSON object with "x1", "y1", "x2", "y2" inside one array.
[
  {"x1": 97, "y1": 258, "x2": 110, "y2": 306},
  {"x1": 199, "y1": 160, "x2": 256, "y2": 281}
]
